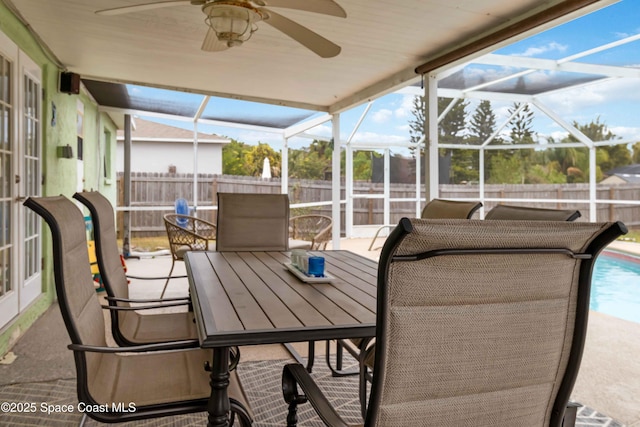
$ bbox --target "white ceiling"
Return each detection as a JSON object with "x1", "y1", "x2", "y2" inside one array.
[{"x1": 5, "y1": 0, "x2": 615, "y2": 114}]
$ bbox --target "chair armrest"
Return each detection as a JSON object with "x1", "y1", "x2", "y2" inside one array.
[
  {"x1": 282, "y1": 363, "x2": 352, "y2": 427},
  {"x1": 106, "y1": 296, "x2": 190, "y2": 304},
  {"x1": 68, "y1": 339, "x2": 199, "y2": 353},
  {"x1": 101, "y1": 300, "x2": 189, "y2": 311}
]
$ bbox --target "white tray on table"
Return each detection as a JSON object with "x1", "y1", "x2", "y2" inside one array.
[{"x1": 284, "y1": 263, "x2": 335, "y2": 283}]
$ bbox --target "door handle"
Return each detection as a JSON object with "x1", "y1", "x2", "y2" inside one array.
[{"x1": 15, "y1": 196, "x2": 27, "y2": 202}]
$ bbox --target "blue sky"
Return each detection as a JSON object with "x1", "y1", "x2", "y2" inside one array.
[{"x1": 138, "y1": 0, "x2": 640, "y2": 153}]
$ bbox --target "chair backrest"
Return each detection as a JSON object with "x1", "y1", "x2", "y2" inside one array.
[
  {"x1": 74, "y1": 191, "x2": 130, "y2": 301},
  {"x1": 216, "y1": 192, "x2": 290, "y2": 251},
  {"x1": 367, "y1": 217, "x2": 626, "y2": 427},
  {"x1": 421, "y1": 198, "x2": 482, "y2": 219},
  {"x1": 485, "y1": 204, "x2": 581, "y2": 221},
  {"x1": 24, "y1": 196, "x2": 107, "y2": 377}
]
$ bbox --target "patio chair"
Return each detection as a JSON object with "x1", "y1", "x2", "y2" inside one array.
[
  {"x1": 347, "y1": 199, "x2": 483, "y2": 377},
  {"x1": 216, "y1": 192, "x2": 290, "y2": 251},
  {"x1": 485, "y1": 204, "x2": 581, "y2": 221},
  {"x1": 368, "y1": 198, "x2": 482, "y2": 250},
  {"x1": 162, "y1": 213, "x2": 217, "y2": 298},
  {"x1": 24, "y1": 195, "x2": 252, "y2": 426},
  {"x1": 289, "y1": 214, "x2": 333, "y2": 250},
  {"x1": 74, "y1": 191, "x2": 198, "y2": 347},
  {"x1": 283, "y1": 217, "x2": 626, "y2": 427},
  {"x1": 217, "y1": 192, "x2": 320, "y2": 367}
]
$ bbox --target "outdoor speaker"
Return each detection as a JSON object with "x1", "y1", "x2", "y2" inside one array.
[{"x1": 59, "y1": 72, "x2": 80, "y2": 94}]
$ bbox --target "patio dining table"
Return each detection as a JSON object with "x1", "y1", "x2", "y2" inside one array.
[{"x1": 184, "y1": 249, "x2": 378, "y2": 427}]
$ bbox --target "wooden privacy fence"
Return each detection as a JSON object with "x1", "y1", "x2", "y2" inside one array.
[{"x1": 118, "y1": 172, "x2": 640, "y2": 237}]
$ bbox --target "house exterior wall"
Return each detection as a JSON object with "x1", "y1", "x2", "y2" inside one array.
[
  {"x1": 116, "y1": 140, "x2": 224, "y2": 175},
  {"x1": 0, "y1": 3, "x2": 118, "y2": 356}
]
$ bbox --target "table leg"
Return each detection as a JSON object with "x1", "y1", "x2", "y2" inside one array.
[{"x1": 208, "y1": 347, "x2": 230, "y2": 427}]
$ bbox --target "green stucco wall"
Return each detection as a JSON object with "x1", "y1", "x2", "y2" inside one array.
[{"x1": 0, "y1": 3, "x2": 118, "y2": 357}]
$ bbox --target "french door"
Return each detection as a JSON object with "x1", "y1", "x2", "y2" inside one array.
[{"x1": 0, "y1": 31, "x2": 42, "y2": 329}]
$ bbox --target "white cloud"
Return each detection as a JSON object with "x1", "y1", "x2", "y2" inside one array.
[
  {"x1": 540, "y1": 78, "x2": 640, "y2": 115},
  {"x1": 513, "y1": 42, "x2": 568, "y2": 57},
  {"x1": 393, "y1": 94, "x2": 416, "y2": 119},
  {"x1": 610, "y1": 126, "x2": 640, "y2": 141},
  {"x1": 350, "y1": 131, "x2": 409, "y2": 145},
  {"x1": 372, "y1": 109, "x2": 393, "y2": 123}
]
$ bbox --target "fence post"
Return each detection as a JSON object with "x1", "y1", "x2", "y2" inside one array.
[
  {"x1": 117, "y1": 175, "x2": 124, "y2": 239},
  {"x1": 557, "y1": 187, "x2": 563, "y2": 209},
  {"x1": 609, "y1": 187, "x2": 615, "y2": 221},
  {"x1": 368, "y1": 187, "x2": 373, "y2": 224}
]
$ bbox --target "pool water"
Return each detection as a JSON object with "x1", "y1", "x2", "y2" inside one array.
[{"x1": 591, "y1": 251, "x2": 640, "y2": 324}]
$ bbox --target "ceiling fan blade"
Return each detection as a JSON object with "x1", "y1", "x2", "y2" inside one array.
[
  {"x1": 96, "y1": 0, "x2": 191, "y2": 16},
  {"x1": 263, "y1": 9, "x2": 341, "y2": 58},
  {"x1": 201, "y1": 28, "x2": 231, "y2": 52},
  {"x1": 259, "y1": 0, "x2": 346, "y2": 18}
]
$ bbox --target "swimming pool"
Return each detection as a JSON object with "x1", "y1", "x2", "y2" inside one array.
[{"x1": 591, "y1": 250, "x2": 640, "y2": 324}]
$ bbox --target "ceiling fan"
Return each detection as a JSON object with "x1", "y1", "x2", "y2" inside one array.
[{"x1": 96, "y1": 0, "x2": 346, "y2": 57}]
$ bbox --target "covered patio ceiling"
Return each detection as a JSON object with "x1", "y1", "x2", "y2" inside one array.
[{"x1": 3, "y1": 0, "x2": 617, "y2": 122}]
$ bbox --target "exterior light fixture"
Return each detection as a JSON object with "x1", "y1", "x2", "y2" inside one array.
[{"x1": 202, "y1": 1, "x2": 266, "y2": 47}]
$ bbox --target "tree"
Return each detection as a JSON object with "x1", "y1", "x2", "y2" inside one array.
[
  {"x1": 469, "y1": 100, "x2": 496, "y2": 145},
  {"x1": 487, "y1": 155, "x2": 522, "y2": 184},
  {"x1": 508, "y1": 102, "x2": 535, "y2": 145},
  {"x1": 408, "y1": 95, "x2": 469, "y2": 183},
  {"x1": 633, "y1": 142, "x2": 640, "y2": 163},
  {"x1": 243, "y1": 143, "x2": 281, "y2": 177},
  {"x1": 561, "y1": 118, "x2": 628, "y2": 181},
  {"x1": 222, "y1": 139, "x2": 249, "y2": 175}
]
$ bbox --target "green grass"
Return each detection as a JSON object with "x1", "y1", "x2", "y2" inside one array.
[
  {"x1": 620, "y1": 228, "x2": 639, "y2": 242},
  {"x1": 118, "y1": 236, "x2": 170, "y2": 252}
]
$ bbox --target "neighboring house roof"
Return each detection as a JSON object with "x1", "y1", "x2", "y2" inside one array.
[
  {"x1": 602, "y1": 164, "x2": 640, "y2": 184},
  {"x1": 117, "y1": 118, "x2": 229, "y2": 144},
  {"x1": 605, "y1": 164, "x2": 640, "y2": 176},
  {"x1": 601, "y1": 173, "x2": 640, "y2": 184}
]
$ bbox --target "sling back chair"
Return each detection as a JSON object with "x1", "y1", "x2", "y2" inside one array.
[
  {"x1": 289, "y1": 214, "x2": 333, "y2": 250},
  {"x1": 162, "y1": 213, "x2": 217, "y2": 298},
  {"x1": 352, "y1": 204, "x2": 580, "y2": 413},
  {"x1": 216, "y1": 192, "x2": 290, "y2": 251},
  {"x1": 338, "y1": 198, "x2": 483, "y2": 377},
  {"x1": 25, "y1": 195, "x2": 252, "y2": 426},
  {"x1": 368, "y1": 198, "x2": 482, "y2": 251},
  {"x1": 485, "y1": 204, "x2": 581, "y2": 221},
  {"x1": 217, "y1": 192, "x2": 319, "y2": 368},
  {"x1": 74, "y1": 191, "x2": 199, "y2": 347},
  {"x1": 283, "y1": 217, "x2": 626, "y2": 427}
]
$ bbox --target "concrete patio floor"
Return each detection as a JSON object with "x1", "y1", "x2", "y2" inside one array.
[{"x1": 1, "y1": 237, "x2": 638, "y2": 426}]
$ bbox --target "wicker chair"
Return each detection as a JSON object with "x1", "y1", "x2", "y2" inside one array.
[
  {"x1": 24, "y1": 195, "x2": 252, "y2": 426},
  {"x1": 74, "y1": 191, "x2": 198, "y2": 346},
  {"x1": 289, "y1": 214, "x2": 333, "y2": 250},
  {"x1": 284, "y1": 217, "x2": 626, "y2": 427},
  {"x1": 162, "y1": 213, "x2": 216, "y2": 298}
]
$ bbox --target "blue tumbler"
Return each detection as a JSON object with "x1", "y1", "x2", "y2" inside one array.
[{"x1": 308, "y1": 256, "x2": 325, "y2": 277}]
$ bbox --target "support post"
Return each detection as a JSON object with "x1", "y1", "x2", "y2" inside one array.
[
  {"x1": 424, "y1": 74, "x2": 439, "y2": 202},
  {"x1": 122, "y1": 114, "x2": 132, "y2": 258},
  {"x1": 332, "y1": 115, "x2": 341, "y2": 249}
]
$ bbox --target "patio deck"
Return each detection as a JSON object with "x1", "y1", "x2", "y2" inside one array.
[{"x1": 0, "y1": 238, "x2": 637, "y2": 426}]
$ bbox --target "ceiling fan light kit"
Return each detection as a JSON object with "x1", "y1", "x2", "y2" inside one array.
[
  {"x1": 202, "y1": 1, "x2": 264, "y2": 47},
  {"x1": 96, "y1": 0, "x2": 346, "y2": 57}
]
